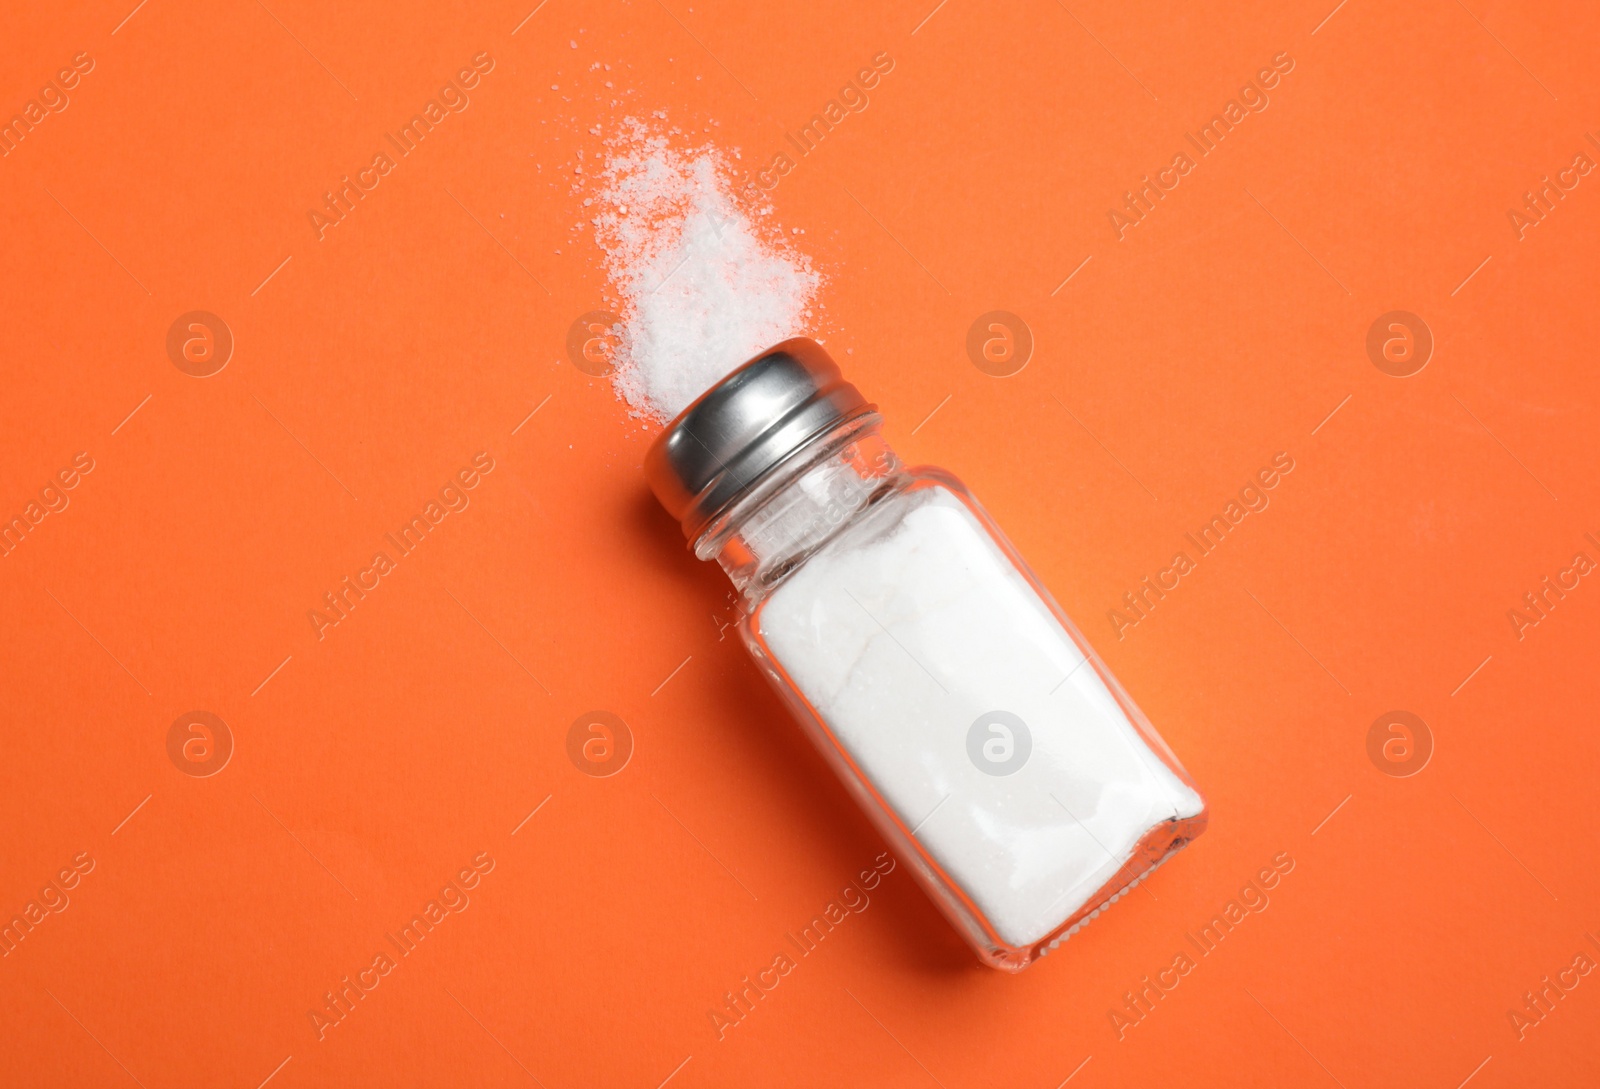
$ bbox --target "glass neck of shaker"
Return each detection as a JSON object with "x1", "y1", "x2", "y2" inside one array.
[{"x1": 694, "y1": 416, "x2": 901, "y2": 596}]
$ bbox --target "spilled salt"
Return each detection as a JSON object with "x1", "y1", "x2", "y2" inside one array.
[{"x1": 590, "y1": 122, "x2": 819, "y2": 422}]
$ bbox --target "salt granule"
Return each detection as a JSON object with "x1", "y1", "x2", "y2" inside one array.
[{"x1": 591, "y1": 123, "x2": 819, "y2": 421}]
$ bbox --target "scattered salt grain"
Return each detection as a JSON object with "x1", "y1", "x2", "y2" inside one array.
[{"x1": 590, "y1": 120, "x2": 819, "y2": 421}]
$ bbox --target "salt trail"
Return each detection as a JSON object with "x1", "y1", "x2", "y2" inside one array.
[{"x1": 591, "y1": 125, "x2": 819, "y2": 421}]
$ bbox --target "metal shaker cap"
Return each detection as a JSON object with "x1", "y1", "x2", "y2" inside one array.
[{"x1": 645, "y1": 338, "x2": 875, "y2": 543}]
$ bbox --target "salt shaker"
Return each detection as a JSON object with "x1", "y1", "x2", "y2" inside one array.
[{"x1": 645, "y1": 339, "x2": 1207, "y2": 970}]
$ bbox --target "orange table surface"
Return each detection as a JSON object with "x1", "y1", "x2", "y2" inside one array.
[{"x1": 3, "y1": 1, "x2": 1599, "y2": 1086}]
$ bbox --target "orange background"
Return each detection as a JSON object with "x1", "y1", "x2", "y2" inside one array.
[{"x1": 3, "y1": 0, "x2": 1599, "y2": 1085}]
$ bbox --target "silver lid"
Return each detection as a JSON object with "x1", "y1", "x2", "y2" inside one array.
[{"x1": 645, "y1": 338, "x2": 875, "y2": 543}]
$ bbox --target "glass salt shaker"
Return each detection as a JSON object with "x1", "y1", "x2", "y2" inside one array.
[{"x1": 645, "y1": 338, "x2": 1207, "y2": 970}]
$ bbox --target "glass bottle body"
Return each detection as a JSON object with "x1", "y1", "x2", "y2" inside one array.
[{"x1": 700, "y1": 419, "x2": 1208, "y2": 970}]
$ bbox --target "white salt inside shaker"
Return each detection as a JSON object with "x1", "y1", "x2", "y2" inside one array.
[
  {"x1": 646, "y1": 339, "x2": 1207, "y2": 969},
  {"x1": 760, "y1": 486, "x2": 1202, "y2": 948}
]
